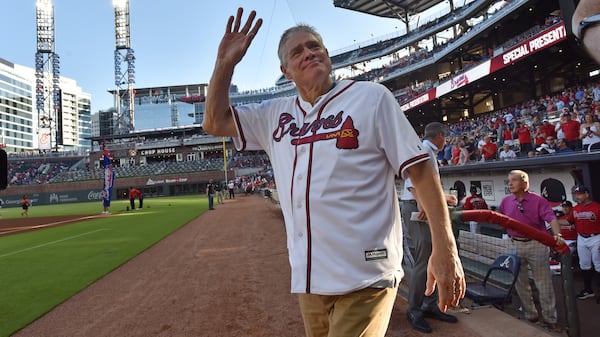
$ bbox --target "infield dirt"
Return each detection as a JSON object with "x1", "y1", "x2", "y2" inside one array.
[{"x1": 0, "y1": 215, "x2": 100, "y2": 236}]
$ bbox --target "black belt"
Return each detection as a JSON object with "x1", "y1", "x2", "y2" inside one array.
[
  {"x1": 510, "y1": 236, "x2": 532, "y2": 242},
  {"x1": 579, "y1": 233, "x2": 600, "y2": 238},
  {"x1": 401, "y1": 200, "x2": 417, "y2": 204}
]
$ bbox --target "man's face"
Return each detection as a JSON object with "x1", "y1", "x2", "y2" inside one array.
[
  {"x1": 507, "y1": 174, "x2": 527, "y2": 194},
  {"x1": 280, "y1": 32, "x2": 332, "y2": 86},
  {"x1": 557, "y1": 139, "x2": 567, "y2": 148},
  {"x1": 433, "y1": 132, "x2": 445, "y2": 149},
  {"x1": 574, "y1": 192, "x2": 589, "y2": 204},
  {"x1": 562, "y1": 205, "x2": 572, "y2": 214}
]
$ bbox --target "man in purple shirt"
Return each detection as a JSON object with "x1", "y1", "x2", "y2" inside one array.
[{"x1": 499, "y1": 170, "x2": 564, "y2": 333}]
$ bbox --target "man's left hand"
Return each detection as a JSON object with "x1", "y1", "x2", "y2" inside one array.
[{"x1": 425, "y1": 250, "x2": 466, "y2": 312}]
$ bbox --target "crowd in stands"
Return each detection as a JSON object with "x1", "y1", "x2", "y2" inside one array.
[
  {"x1": 437, "y1": 81, "x2": 600, "y2": 166},
  {"x1": 5, "y1": 78, "x2": 598, "y2": 187},
  {"x1": 274, "y1": 0, "x2": 491, "y2": 87},
  {"x1": 330, "y1": 0, "x2": 482, "y2": 67},
  {"x1": 228, "y1": 152, "x2": 270, "y2": 169},
  {"x1": 239, "y1": 0, "x2": 551, "y2": 114},
  {"x1": 393, "y1": 14, "x2": 563, "y2": 106},
  {"x1": 47, "y1": 157, "x2": 227, "y2": 183},
  {"x1": 8, "y1": 159, "x2": 82, "y2": 185},
  {"x1": 226, "y1": 152, "x2": 274, "y2": 193}
]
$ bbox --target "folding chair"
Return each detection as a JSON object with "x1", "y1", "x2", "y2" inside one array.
[{"x1": 465, "y1": 254, "x2": 520, "y2": 310}]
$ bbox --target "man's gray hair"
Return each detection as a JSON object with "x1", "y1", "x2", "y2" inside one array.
[
  {"x1": 423, "y1": 122, "x2": 447, "y2": 140},
  {"x1": 509, "y1": 169, "x2": 529, "y2": 191},
  {"x1": 278, "y1": 24, "x2": 324, "y2": 66}
]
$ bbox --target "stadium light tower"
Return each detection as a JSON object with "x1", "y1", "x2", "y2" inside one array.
[
  {"x1": 35, "y1": 0, "x2": 62, "y2": 152},
  {"x1": 113, "y1": 0, "x2": 136, "y2": 134}
]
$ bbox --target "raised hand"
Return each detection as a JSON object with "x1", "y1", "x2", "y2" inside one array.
[{"x1": 217, "y1": 8, "x2": 263, "y2": 68}]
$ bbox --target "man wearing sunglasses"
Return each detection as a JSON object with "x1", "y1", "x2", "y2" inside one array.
[{"x1": 498, "y1": 170, "x2": 564, "y2": 332}]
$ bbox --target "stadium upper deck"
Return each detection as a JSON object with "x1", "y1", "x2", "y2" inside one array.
[
  {"x1": 261, "y1": 0, "x2": 596, "y2": 132},
  {"x1": 334, "y1": 0, "x2": 447, "y2": 19}
]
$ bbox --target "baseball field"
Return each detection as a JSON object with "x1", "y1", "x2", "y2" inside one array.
[
  {"x1": 0, "y1": 195, "x2": 205, "y2": 337},
  {"x1": 1, "y1": 195, "x2": 551, "y2": 337}
]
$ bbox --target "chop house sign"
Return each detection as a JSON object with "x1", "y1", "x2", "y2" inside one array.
[{"x1": 140, "y1": 147, "x2": 176, "y2": 157}]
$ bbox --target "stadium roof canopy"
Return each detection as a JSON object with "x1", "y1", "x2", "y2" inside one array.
[{"x1": 333, "y1": 0, "x2": 446, "y2": 19}]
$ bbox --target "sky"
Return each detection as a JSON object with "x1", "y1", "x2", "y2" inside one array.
[{"x1": 1, "y1": 0, "x2": 421, "y2": 112}]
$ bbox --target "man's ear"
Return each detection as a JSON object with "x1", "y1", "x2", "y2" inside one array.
[{"x1": 280, "y1": 65, "x2": 292, "y2": 80}]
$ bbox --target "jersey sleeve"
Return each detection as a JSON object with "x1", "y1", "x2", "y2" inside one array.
[
  {"x1": 230, "y1": 103, "x2": 271, "y2": 152},
  {"x1": 374, "y1": 85, "x2": 429, "y2": 179},
  {"x1": 463, "y1": 197, "x2": 473, "y2": 210},
  {"x1": 566, "y1": 209, "x2": 574, "y2": 224}
]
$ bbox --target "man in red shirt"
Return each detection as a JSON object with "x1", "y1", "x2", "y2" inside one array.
[
  {"x1": 502, "y1": 124, "x2": 515, "y2": 146},
  {"x1": 559, "y1": 112, "x2": 582, "y2": 151},
  {"x1": 463, "y1": 186, "x2": 488, "y2": 233},
  {"x1": 557, "y1": 200, "x2": 578, "y2": 254},
  {"x1": 129, "y1": 187, "x2": 138, "y2": 210},
  {"x1": 480, "y1": 135, "x2": 498, "y2": 162},
  {"x1": 21, "y1": 195, "x2": 30, "y2": 217},
  {"x1": 136, "y1": 188, "x2": 144, "y2": 210},
  {"x1": 539, "y1": 119, "x2": 557, "y2": 140},
  {"x1": 567, "y1": 186, "x2": 600, "y2": 300},
  {"x1": 514, "y1": 122, "x2": 533, "y2": 156}
]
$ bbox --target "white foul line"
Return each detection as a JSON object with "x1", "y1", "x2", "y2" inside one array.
[{"x1": 0, "y1": 228, "x2": 109, "y2": 259}]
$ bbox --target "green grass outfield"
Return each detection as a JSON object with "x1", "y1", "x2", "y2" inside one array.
[{"x1": 0, "y1": 195, "x2": 207, "y2": 337}]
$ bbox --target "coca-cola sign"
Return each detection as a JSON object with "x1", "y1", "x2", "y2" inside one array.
[{"x1": 88, "y1": 190, "x2": 104, "y2": 200}]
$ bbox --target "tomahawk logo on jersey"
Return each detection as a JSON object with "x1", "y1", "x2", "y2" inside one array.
[{"x1": 272, "y1": 110, "x2": 359, "y2": 149}]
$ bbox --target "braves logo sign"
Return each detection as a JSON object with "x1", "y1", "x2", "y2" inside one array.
[
  {"x1": 500, "y1": 256, "x2": 512, "y2": 269},
  {"x1": 272, "y1": 111, "x2": 359, "y2": 149}
]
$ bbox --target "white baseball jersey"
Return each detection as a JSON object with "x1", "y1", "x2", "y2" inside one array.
[
  {"x1": 403, "y1": 139, "x2": 440, "y2": 196},
  {"x1": 231, "y1": 79, "x2": 429, "y2": 295}
]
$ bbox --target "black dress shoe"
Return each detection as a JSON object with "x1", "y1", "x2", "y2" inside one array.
[
  {"x1": 407, "y1": 312, "x2": 432, "y2": 333},
  {"x1": 422, "y1": 309, "x2": 458, "y2": 323}
]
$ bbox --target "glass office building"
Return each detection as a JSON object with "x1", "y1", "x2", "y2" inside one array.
[
  {"x1": 0, "y1": 58, "x2": 35, "y2": 152},
  {"x1": 0, "y1": 57, "x2": 91, "y2": 152}
]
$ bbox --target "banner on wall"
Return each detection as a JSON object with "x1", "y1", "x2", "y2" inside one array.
[
  {"x1": 39, "y1": 128, "x2": 51, "y2": 150},
  {"x1": 102, "y1": 146, "x2": 115, "y2": 208}
]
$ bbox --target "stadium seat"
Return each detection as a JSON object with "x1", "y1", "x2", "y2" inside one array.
[{"x1": 465, "y1": 253, "x2": 520, "y2": 310}]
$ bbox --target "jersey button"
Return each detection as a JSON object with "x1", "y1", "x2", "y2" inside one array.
[
  {"x1": 298, "y1": 232, "x2": 303, "y2": 237},
  {"x1": 297, "y1": 174, "x2": 303, "y2": 180}
]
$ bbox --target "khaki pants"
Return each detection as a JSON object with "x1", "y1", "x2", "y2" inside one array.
[
  {"x1": 512, "y1": 240, "x2": 557, "y2": 323},
  {"x1": 298, "y1": 286, "x2": 398, "y2": 337}
]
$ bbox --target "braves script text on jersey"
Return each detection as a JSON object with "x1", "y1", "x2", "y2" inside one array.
[{"x1": 232, "y1": 80, "x2": 429, "y2": 295}]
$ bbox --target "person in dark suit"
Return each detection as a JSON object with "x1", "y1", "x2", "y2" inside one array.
[{"x1": 206, "y1": 179, "x2": 216, "y2": 210}]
